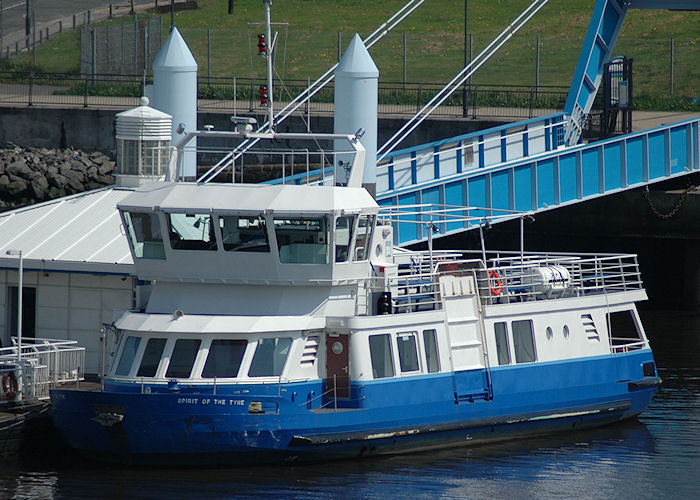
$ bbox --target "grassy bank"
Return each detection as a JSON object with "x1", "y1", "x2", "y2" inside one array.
[{"x1": 5, "y1": 0, "x2": 699, "y2": 110}]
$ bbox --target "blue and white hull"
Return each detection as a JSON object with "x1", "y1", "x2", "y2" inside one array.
[{"x1": 51, "y1": 349, "x2": 659, "y2": 465}]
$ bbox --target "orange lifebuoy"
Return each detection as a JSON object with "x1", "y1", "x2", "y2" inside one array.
[
  {"x1": 489, "y1": 270, "x2": 503, "y2": 296},
  {"x1": 2, "y1": 371, "x2": 18, "y2": 400}
]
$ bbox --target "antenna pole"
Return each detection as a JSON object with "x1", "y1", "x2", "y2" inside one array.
[{"x1": 264, "y1": 0, "x2": 274, "y2": 131}]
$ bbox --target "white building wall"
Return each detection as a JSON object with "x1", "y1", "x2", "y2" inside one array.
[{"x1": 1, "y1": 270, "x2": 134, "y2": 374}]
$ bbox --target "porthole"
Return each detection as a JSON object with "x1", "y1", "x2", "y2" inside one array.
[
  {"x1": 563, "y1": 325, "x2": 570, "y2": 338},
  {"x1": 332, "y1": 341, "x2": 344, "y2": 355},
  {"x1": 546, "y1": 327, "x2": 553, "y2": 340},
  {"x1": 375, "y1": 244, "x2": 382, "y2": 257}
]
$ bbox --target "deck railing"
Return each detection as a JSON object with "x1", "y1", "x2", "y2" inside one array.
[
  {"x1": 0, "y1": 338, "x2": 85, "y2": 402},
  {"x1": 472, "y1": 251, "x2": 643, "y2": 305},
  {"x1": 366, "y1": 250, "x2": 643, "y2": 314}
]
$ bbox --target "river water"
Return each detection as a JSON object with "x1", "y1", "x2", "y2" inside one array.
[{"x1": 0, "y1": 309, "x2": 698, "y2": 499}]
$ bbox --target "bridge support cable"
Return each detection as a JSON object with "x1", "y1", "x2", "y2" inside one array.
[
  {"x1": 197, "y1": 0, "x2": 425, "y2": 184},
  {"x1": 377, "y1": 0, "x2": 551, "y2": 161}
]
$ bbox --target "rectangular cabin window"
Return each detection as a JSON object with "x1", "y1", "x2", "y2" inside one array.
[
  {"x1": 165, "y1": 339, "x2": 201, "y2": 378},
  {"x1": 136, "y1": 338, "x2": 167, "y2": 377},
  {"x1": 397, "y1": 332, "x2": 420, "y2": 373},
  {"x1": 167, "y1": 213, "x2": 217, "y2": 251},
  {"x1": 115, "y1": 336, "x2": 141, "y2": 376},
  {"x1": 248, "y1": 338, "x2": 292, "y2": 377},
  {"x1": 423, "y1": 329, "x2": 440, "y2": 373},
  {"x1": 220, "y1": 215, "x2": 270, "y2": 252},
  {"x1": 335, "y1": 215, "x2": 355, "y2": 263},
  {"x1": 123, "y1": 212, "x2": 165, "y2": 259},
  {"x1": 512, "y1": 320, "x2": 537, "y2": 363},
  {"x1": 202, "y1": 339, "x2": 248, "y2": 378},
  {"x1": 494, "y1": 322, "x2": 511, "y2": 365},
  {"x1": 354, "y1": 215, "x2": 375, "y2": 261},
  {"x1": 369, "y1": 334, "x2": 394, "y2": 379},
  {"x1": 274, "y1": 217, "x2": 329, "y2": 264}
]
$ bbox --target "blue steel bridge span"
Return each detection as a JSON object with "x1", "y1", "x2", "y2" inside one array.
[
  {"x1": 376, "y1": 0, "x2": 700, "y2": 246},
  {"x1": 376, "y1": 114, "x2": 700, "y2": 246}
]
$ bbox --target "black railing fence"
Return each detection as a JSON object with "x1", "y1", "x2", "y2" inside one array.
[{"x1": 0, "y1": 71, "x2": 568, "y2": 121}]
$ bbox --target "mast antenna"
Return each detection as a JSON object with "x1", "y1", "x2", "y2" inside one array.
[{"x1": 263, "y1": 0, "x2": 274, "y2": 132}]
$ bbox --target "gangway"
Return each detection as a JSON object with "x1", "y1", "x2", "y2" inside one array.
[{"x1": 377, "y1": 116, "x2": 700, "y2": 246}]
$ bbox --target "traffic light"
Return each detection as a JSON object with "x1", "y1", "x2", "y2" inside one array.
[
  {"x1": 257, "y1": 33, "x2": 266, "y2": 55},
  {"x1": 260, "y1": 85, "x2": 268, "y2": 105}
]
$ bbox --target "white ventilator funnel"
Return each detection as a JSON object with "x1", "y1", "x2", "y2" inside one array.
[
  {"x1": 334, "y1": 34, "x2": 379, "y2": 196},
  {"x1": 152, "y1": 27, "x2": 198, "y2": 180}
]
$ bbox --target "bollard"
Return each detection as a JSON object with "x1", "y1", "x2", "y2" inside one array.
[
  {"x1": 59, "y1": 21, "x2": 63, "y2": 33},
  {"x1": 73, "y1": 15, "x2": 76, "y2": 29},
  {"x1": 88, "y1": 10, "x2": 91, "y2": 24}
]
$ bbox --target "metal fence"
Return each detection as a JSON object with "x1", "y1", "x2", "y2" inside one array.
[
  {"x1": 80, "y1": 18, "x2": 162, "y2": 77},
  {"x1": 0, "y1": 338, "x2": 85, "y2": 402},
  {"x1": 0, "y1": 71, "x2": 569, "y2": 120},
  {"x1": 0, "y1": 1, "x2": 179, "y2": 60}
]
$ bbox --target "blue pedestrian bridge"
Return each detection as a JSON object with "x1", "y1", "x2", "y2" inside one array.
[{"x1": 376, "y1": 114, "x2": 700, "y2": 246}]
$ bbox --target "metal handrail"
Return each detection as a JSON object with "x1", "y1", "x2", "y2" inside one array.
[{"x1": 0, "y1": 338, "x2": 85, "y2": 402}]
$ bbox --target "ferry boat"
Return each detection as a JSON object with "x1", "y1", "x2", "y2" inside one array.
[
  {"x1": 49, "y1": 153, "x2": 660, "y2": 465},
  {"x1": 49, "y1": 2, "x2": 660, "y2": 466}
]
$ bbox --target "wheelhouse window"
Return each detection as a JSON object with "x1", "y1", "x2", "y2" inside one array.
[
  {"x1": 248, "y1": 337, "x2": 292, "y2": 377},
  {"x1": 494, "y1": 322, "x2": 511, "y2": 365},
  {"x1": 220, "y1": 215, "x2": 270, "y2": 252},
  {"x1": 423, "y1": 329, "x2": 440, "y2": 373},
  {"x1": 274, "y1": 217, "x2": 329, "y2": 264},
  {"x1": 123, "y1": 212, "x2": 165, "y2": 259},
  {"x1": 354, "y1": 215, "x2": 374, "y2": 261},
  {"x1": 167, "y1": 213, "x2": 217, "y2": 251},
  {"x1": 165, "y1": 339, "x2": 201, "y2": 378},
  {"x1": 397, "y1": 332, "x2": 419, "y2": 373},
  {"x1": 335, "y1": 215, "x2": 355, "y2": 263},
  {"x1": 137, "y1": 338, "x2": 167, "y2": 377},
  {"x1": 115, "y1": 336, "x2": 141, "y2": 376},
  {"x1": 512, "y1": 320, "x2": 536, "y2": 363},
  {"x1": 369, "y1": 334, "x2": 394, "y2": 379},
  {"x1": 202, "y1": 339, "x2": 248, "y2": 378}
]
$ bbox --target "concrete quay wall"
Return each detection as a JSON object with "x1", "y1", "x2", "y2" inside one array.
[{"x1": 0, "y1": 105, "x2": 503, "y2": 154}]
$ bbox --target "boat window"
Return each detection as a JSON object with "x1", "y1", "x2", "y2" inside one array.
[
  {"x1": 335, "y1": 215, "x2": 355, "y2": 262},
  {"x1": 165, "y1": 339, "x2": 201, "y2": 378},
  {"x1": 274, "y1": 217, "x2": 329, "y2": 264},
  {"x1": 136, "y1": 338, "x2": 167, "y2": 377},
  {"x1": 167, "y1": 213, "x2": 217, "y2": 251},
  {"x1": 369, "y1": 334, "x2": 394, "y2": 379},
  {"x1": 220, "y1": 215, "x2": 270, "y2": 252},
  {"x1": 423, "y1": 329, "x2": 440, "y2": 373},
  {"x1": 202, "y1": 339, "x2": 248, "y2": 378},
  {"x1": 397, "y1": 332, "x2": 419, "y2": 373},
  {"x1": 123, "y1": 212, "x2": 165, "y2": 259},
  {"x1": 248, "y1": 337, "x2": 292, "y2": 377},
  {"x1": 115, "y1": 336, "x2": 141, "y2": 376},
  {"x1": 512, "y1": 320, "x2": 536, "y2": 363},
  {"x1": 494, "y1": 322, "x2": 511, "y2": 365},
  {"x1": 607, "y1": 310, "x2": 643, "y2": 349},
  {"x1": 354, "y1": 215, "x2": 375, "y2": 261}
]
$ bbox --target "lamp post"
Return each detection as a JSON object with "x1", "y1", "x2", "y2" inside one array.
[{"x1": 5, "y1": 249, "x2": 23, "y2": 364}]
